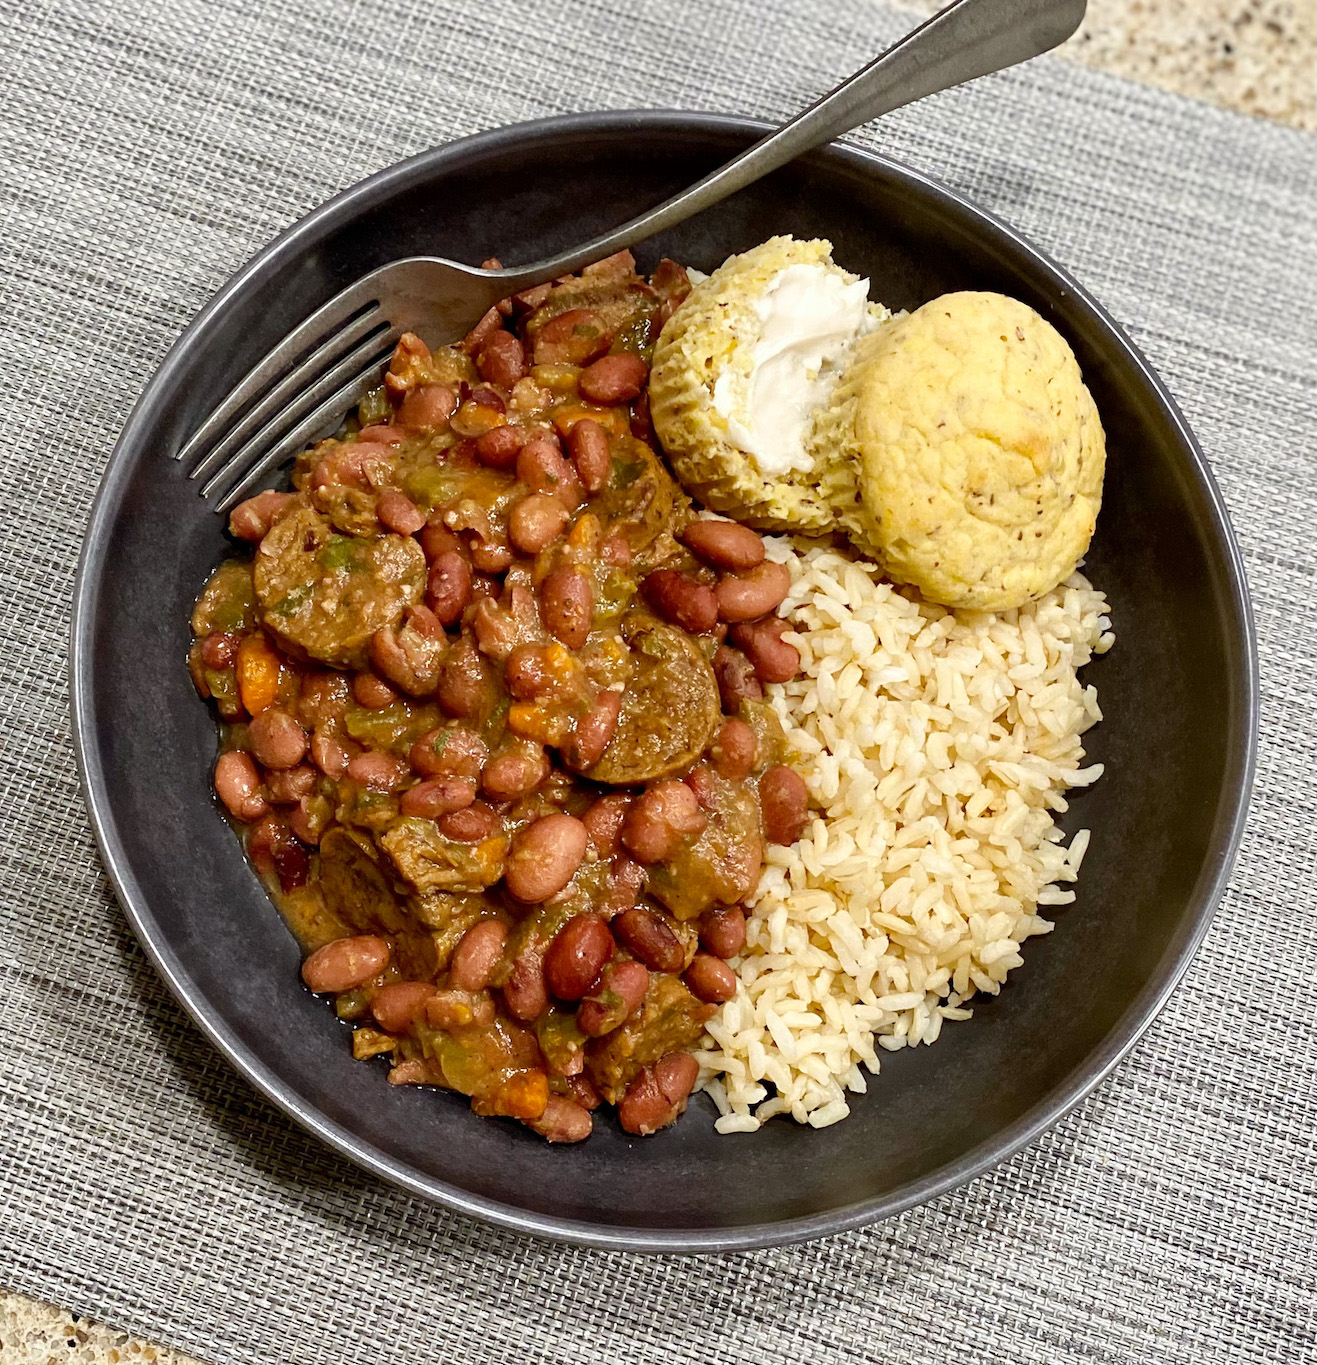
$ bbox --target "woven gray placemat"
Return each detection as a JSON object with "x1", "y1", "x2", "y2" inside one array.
[{"x1": 2, "y1": 0, "x2": 1314, "y2": 1361}]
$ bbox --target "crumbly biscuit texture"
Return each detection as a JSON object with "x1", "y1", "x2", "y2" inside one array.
[{"x1": 842, "y1": 291, "x2": 1105, "y2": 609}]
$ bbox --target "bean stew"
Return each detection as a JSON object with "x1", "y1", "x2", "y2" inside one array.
[{"x1": 188, "y1": 251, "x2": 809, "y2": 1143}]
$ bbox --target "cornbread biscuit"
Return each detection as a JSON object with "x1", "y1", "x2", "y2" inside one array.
[
  {"x1": 835, "y1": 291, "x2": 1105, "y2": 609},
  {"x1": 649, "y1": 237, "x2": 888, "y2": 530}
]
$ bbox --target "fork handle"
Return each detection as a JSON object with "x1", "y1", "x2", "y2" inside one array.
[{"x1": 492, "y1": 0, "x2": 1085, "y2": 292}]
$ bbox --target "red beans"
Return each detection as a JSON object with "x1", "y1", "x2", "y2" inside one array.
[
  {"x1": 201, "y1": 631, "x2": 239, "y2": 669},
  {"x1": 533, "y1": 307, "x2": 611, "y2": 366},
  {"x1": 581, "y1": 793, "x2": 631, "y2": 858},
  {"x1": 353, "y1": 672, "x2": 398, "y2": 709},
  {"x1": 642, "y1": 569, "x2": 718, "y2": 634},
  {"x1": 461, "y1": 307, "x2": 503, "y2": 356},
  {"x1": 715, "y1": 560, "x2": 792, "y2": 623},
  {"x1": 228, "y1": 490, "x2": 294, "y2": 542},
  {"x1": 729, "y1": 618, "x2": 801, "y2": 684},
  {"x1": 420, "y1": 522, "x2": 462, "y2": 560},
  {"x1": 618, "y1": 1051, "x2": 700, "y2": 1136},
  {"x1": 501, "y1": 950, "x2": 548, "y2": 1020},
  {"x1": 347, "y1": 750, "x2": 408, "y2": 792},
  {"x1": 578, "y1": 353, "x2": 647, "y2": 405},
  {"x1": 409, "y1": 726, "x2": 486, "y2": 779},
  {"x1": 246, "y1": 708, "x2": 307, "y2": 770},
  {"x1": 420, "y1": 550, "x2": 471, "y2": 627},
  {"x1": 504, "y1": 813, "x2": 589, "y2": 902},
  {"x1": 712, "y1": 645, "x2": 764, "y2": 709},
  {"x1": 540, "y1": 567, "x2": 593, "y2": 649},
  {"x1": 576, "y1": 960, "x2": 649, "y2": 1036},
  {"x1": 685, "y1": 952, "x2": 738, "y2": 1003},
  {"x1": 699, "y1": 905, "x2": 748, "y2": 959},
  {"x1": 760, "y1": 764, "x2": 810, "y2": 845},
  {"x1": 370, "y1": 981, "x2": 437, "y2": 1033},
  {"x1": 480, "y1": 747, "x2": 549, "y2": 801},
  {"x1": 356, "y1": 424, "x2": 405, "y2": 445},
  {"x1": 376, "y1": 490, "x2": 426, "y2": 536},
  {"x1": 564, "y1": 688, "x2": 621, "y2": 770},
  {"x1": 448, "y1": 919, "x2": 508, "y2": 992},
  {"x1": 567, "y1": 418, "x2": 611, "y2": 491},
  {"x1": 301, "y1": 935, "x2": 390, "y2": 993},
  {"x1": 621, "y1": 780, "x2": 707, "y2": 863},
  {"x1": 711, "y1": 717, "x2": 758, "y2": 780},
  {"x1": 680, "y1": 519, "x2": 766, "y2": 571},
  {"x1": 265, "y1": 763, "x2": 315, "y2": 803},
  {"x1": 437, "y1": 636, "x2": 492, "y2": 717},
  {"x1": 543, "y1": 914, "x2": 614, "y2": 1000},
  {"x1": 474, "y1": 423, "x2": 525, "y2": 469},
  {"x1": 438, "y1": 801, "x2": 500, "y2": 843},
  {"x1": 613, "y1": 907, "x2": 685, "y2": 973},
  {"x1": 526, "y1": 1095, "x2": 593, "y2": 1143},
  {"x1": 400, "y1": 774, "x2": 477, "y2": 818},
  {"x1": 600, "y1": 534, "x2": 631, "y2": 567},
  {"x1": 516, "y1": 438, "x2": 581, "y2": 504},
  {"x1": 477, "y1": 329, "x2": 526, "y2": 388},
  {"x1": 397, "y1": 383, "x2": 458, "y2": 431},
  {"x1": 214, "y1": 751, "x2": 268, "y2": 822},
  {"x1": 507, "y1": 494, "x2": 569, "y2": 555},
  {"x1": 468, "y1": 536, "x2": 513, "y2": 574},
  {"x1": 502, "y1": 643, "x2": 552, "y2": 700},
  {"x1": 310, "y1": 729, "x2": 351, "y2": 779}
]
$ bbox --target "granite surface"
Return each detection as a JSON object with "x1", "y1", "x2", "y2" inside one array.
[{"x1": 2, "y1": 0, "x2": 1312, "y2": 1360}]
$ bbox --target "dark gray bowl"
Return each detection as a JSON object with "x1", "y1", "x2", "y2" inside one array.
[{"x1": 70, "y1": 111, "x2": 1257, "y2": 1252}]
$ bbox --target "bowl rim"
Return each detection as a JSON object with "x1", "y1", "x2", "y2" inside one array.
[{"x1": 69, "y1": 108, "x2": 1259, "y2": 1254}]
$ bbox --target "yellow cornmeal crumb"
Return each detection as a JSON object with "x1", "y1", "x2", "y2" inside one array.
[{"x1": 833, "y1": 291, "x2": 1105, "y2": 609}]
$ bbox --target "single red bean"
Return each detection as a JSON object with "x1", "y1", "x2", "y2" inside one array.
[
  {"x1": 685, "y1": 953, "x2": 738, "y2": 1003},
  {"x1": 567, "y1": 1073, "x2": 601, "y2": 1110},
  {"x1": 642, "y1": 569, "x2": 719, "y2": 635},
  {"x1": 421, "y1": 522, "x2": 462, "y2": 561},
  {"x1": 371, "y1": 981, "x2": 437, "y2": 1033},
  {"x1": 437, "y1": 636, "x2": 491, "y2": 717},
  {"x1": 699, "y1": 905, "x2": 748, "y2": 960},
  {"x1": 228, "y1": 490, "x2": 293, "y2": 541},
  {"x1": 310, "y1": 729, "x2": 351, "y2": 780},
  {"x1": 618, "y1": 1051, "x2": 699, "y2": 1136},
  {"x1": 715, "y1": 560, "x2": 792, "y2": 623},
  {"x1": 201, "y1": 631, "x2": 239, "y2": 669},
  {"x1": 347, "y1": 750, "x2": 408, "y2": 792},
  {"x1": 298, "y1": 671, "x2": 351, "y2": 726},
  {"x1": 533, "y1": 307, "x2": 611, "y2": 366},
  {"x1": 353, "y1": 672, "x2": 398, "y2": 709},
  {"x1": 760, "y1": 765, "x2": 810, "y2": 845},
  {"x1": 247, "y1": 708, "x2": 307, "y2": 770},
  {"x1": 525, "y1": 1095, "x2": 593, "y2": 1143},
  {"x1": 265, "y1": 763, "x2": 316, "y2": 804},
  {"x1": 504, "y1": 813, "x2": 589, "y2": 902},
  {"x1": 481, "y1": 747, "x2": 549, "y2": 801},
  {"x1": 576, "y1": 960, "x2": 650, "y2": 1037},
  {"x1": 680, "y1": 519, "x2": 766, "y2": 571},
  {"x1": 655, "y1": 1051, "x2": 701, "y2": 1105},
  {"x1": 600, "y1": 533, "x2": 632, "y2": 567},
  {"x1": 468, "y1": 537, "x2": 513, "y2": 574},
  {"x1": 289, "y1": 794, "x2": 330, "y2": 846},
  {"x1": 460, "y1": 307, "x2": 503, "y2": 356},
  {"x1": 613, "y1": 908, "x2": 685, "y2": 973},
  {"x1": 214, "y1": 751, "x2": 268, "y2": 822},
  {"x1": 400, "y1": 774, "x2": 477, "y2": 818},
  {"x1": 409, "y1": 726, "x2": 487, "y2": 779},
  {"x1": 302, "y1": 935, "x2": 391, "y2": 993},
  {"x1": 711, "y1": 717, "x2": 758, "y2": 780},
  {"x1": 427, "y1": 551, "x2": 473, "y2": 626},
  {"x1": 517, "y1": 438, "x2": 582, "y2": 504},
  {"x1": 377, "y1": 490, "x2": 427, "y2": 536},
  {"x1": 474, "y1": 423, "x2": 525, "y2": 469},
  {"x1": 449, "y1": 920, "x2": 508, "y2": 992},
  {"x1": 540, "y1": 567, "x2": 593, "y2": 649},
  {"x1": 438, "y1": 801, "x2": 500, "y2": 843},
  {"x1": 729, "y1": 618, "x2": 800, "y2": 685},
  {"x1": 476, "y1": 329, "x2": 526, "y2": 387},
  {"x1": 621, "y1": 780, "x2": 707, "y2": 864},
  {"x1": 507, "y1": 494, "x2": 569, "y2": 555},
  {"x1": 503, "y1": 643, "x2": 552, "y2": 700},
  {"x1": 564, "y1": 688, "x2": 621, "y2": 770},
  {"x1": 712, "y1": 645, "x2": 764, "y2": 708},
  {"x1": 356, "y1": 424, "x2": 406, "y2": 444},
  {"x1": 684, "y1": 761, "x2": 719, "y2": 812},
  {"x1": 501, "y1": 950, "x2": 548, "y2": 1021},
  {"x1": 578, "y1": 353, "x2": 647, "y2": 405},
  {"x1": 567, "y1": 418, "x2": 611, "y2": 491},
  {"x1": 544, "y1": 914, "x2": 614, "y2": 1000},
  {"x1": 397, "y1": 383, "x2": 458, "y2": 431},
  {"x1": 581, "y1": 793, "x2": 631, "y2": 859}
]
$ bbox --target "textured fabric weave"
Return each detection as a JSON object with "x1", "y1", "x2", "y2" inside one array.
[{"x1": 1, "y1": 1, "x2": 1314, "y2": 1362}]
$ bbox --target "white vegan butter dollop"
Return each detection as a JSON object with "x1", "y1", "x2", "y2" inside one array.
[{"x1": 711, "y1": 263, "x2": 874, "y2": 476}]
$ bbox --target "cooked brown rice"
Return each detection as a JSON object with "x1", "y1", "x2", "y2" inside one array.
[{"x1": 696, "y1": 540, "x2": 1114, "y2": 1133}]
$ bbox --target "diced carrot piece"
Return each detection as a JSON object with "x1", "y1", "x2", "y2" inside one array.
[{"x1": 237, "y1": 633, "x2": 282, "y2": 715}]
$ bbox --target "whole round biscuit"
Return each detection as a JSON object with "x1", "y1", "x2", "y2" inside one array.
[{"x1": 841, "y1": 291, "x2": 1105, "y2": 610}]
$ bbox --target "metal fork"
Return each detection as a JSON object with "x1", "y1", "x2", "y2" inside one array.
[{"x1": 180, "y1": 0, "x2": 1085, "y2": 512}]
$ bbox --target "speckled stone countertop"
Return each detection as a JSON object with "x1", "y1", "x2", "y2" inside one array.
[{"x1": 2, "y1": 1, "x2": 1312, "y2": 1362}]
